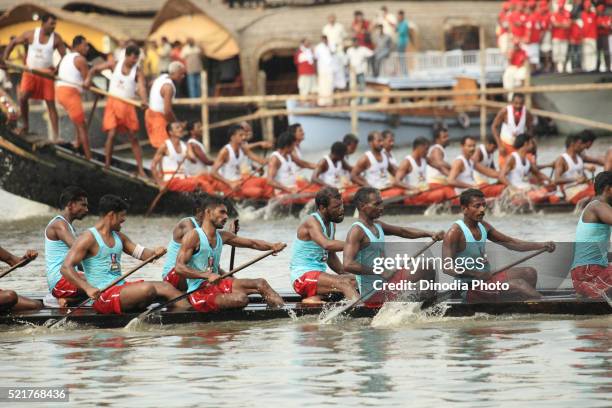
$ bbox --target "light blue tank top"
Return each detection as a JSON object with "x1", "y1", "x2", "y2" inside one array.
[
  {"x1": 82, "y1": 227, "x2": 124, "y2": 289},
  {"x1": 186, "y1": 227, "x2": 223, "y2": 292},
  {"x1": 44, "y1": 215, "x2": 77, "y2": 291},
  {"x1": 571, "y1": 202, "x2": 610, "y2": 269},
  {"x1": 162, "y1": 217, "x2": 199, "y2": 278},
  {"x1": 454, "y1": 220, "x2": 490, "y2": 282},
  {"x1": 352, "y1": 221, "x2": 385, "y2": 296},
  {"x1": 289, "y1": 213, "x2": 335, "y2": 284}
]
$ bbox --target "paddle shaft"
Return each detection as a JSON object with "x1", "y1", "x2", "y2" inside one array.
[
  {"x1": 48, "y1": 251, "x2": 165, "y2": 328},
  {"x1": 86, "y1": 93, "x2": 100, "y2": 132},
  {"x1": 135, "y1": 249, "x2": 276, "y2": 321},
  {"x1": 146, "y1": 156, "x2": 188, "y2": 216},
  {"x1": 0, "y1": 257, "x2": 30, "y2": 279},
  {"x1": 6, "y1": 62, "x2": 144, "y2": 109},
  {"x1": 229, "y1": 219, "x2": 239, "y2": 270}
]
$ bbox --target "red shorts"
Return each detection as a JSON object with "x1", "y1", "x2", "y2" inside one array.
[
  {"x1": 51, "y1": 273, "x2": 84, "y2": 298},
  {"x1": 293, "y1": 271, "x2": 322, "y2": 298},
  {"x1": 466, "y1": 271, "x2": 509, "y2": 303},
  {"x1": 188, "y1": 278, "x2": 234, "y2": 312},
  {"x1": 92, "y1": 281, "x2": 142, "y2": 315},
  {"x1": 163, "y1": 268, "x2": 185, "y2": 289},
  {"x1": 20, "y1": 71, "x2": 55, "y2": 101},
  {"x1": 571, "y1": 264, "x2": 612, "y2": 299}
]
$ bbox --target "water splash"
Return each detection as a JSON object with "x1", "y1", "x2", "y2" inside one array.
[
  {"x1": 317, "y1": 300, "x2": 352, "y2": 324},
  {"x1": 370, "y1": 301, "x2": 451, "y2": 328}
]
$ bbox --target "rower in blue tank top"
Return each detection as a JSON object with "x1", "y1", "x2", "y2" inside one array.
[
  {"x1": 60, "y1": 194, "x2": 191, "y2": 315},
  {"x1": 569, "y1": 171, "x2": 612, "y2": 300},
  {"x1": 343, "y1": 187, "x2": 443, "y2": 304},
  {"x1": 289, "y1": 187, "x2": 358, "y2": 303},
  {"x1": 442, "y1": 189, "x2": 554, "y2": 303},
  {"x1": 162, "y1": 216, "x2": 201, "y2": 290},
  {"x1": 174, "y1": 196, "x2": 287, "y2": 313},
  {"x1": 44, "y1": 186, "x2": 89, "y2": 304}
]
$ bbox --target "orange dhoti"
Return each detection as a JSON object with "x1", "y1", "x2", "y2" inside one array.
[
  {"x1": 214, "y1": 176, "x2": 271, "y2": 199},
  {"x1": 20, "y1": 71, "x2": 54, "y2": 101},
  {"x1": 166, "y1": 176, "x2": 204, "y2": 192},
  {"x1": 145, "y1": 110, "x2": 169, "y2": 148},
  {"x1": 103, "y1": 97, "x2": 139, "y2": 133},
  {"x1": 56, "y1": 86, "x2": 84, "y2": 125},
  {"x1": 479, "y1": 183, "x2": 506, "y2": 198},
  {"x1": 563, "y1": 182, "x2": 595, "y2": 205}
]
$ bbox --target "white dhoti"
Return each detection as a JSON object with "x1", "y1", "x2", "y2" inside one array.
[
  {"x1": 526, "y1": 43, "x2": 540, "y2": 65},
  {"x1": 552, "y1": 39, "x2": 568, "y2": 67},
  {"x1": 541, "y1": 31, "x2": 552, "y2": 53},
  {"x1": 582, "y1": 38, "x2": 597, "y2": 71},
  {"x1": 317, "y1": 69, "x2": 334, "y2": 106},
  {"x1": 298, "y1": 75, "x2": 316, "y2": 96},
  {"x1": 503, "y1": 65, "x2": 527, "y2": 95},
  {"x1": 498, "y1": 33, "x2": 511, "y2": 54}
]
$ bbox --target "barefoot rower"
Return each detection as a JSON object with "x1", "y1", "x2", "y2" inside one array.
[
  {"x1": 45, "y1": 186, "x2": 89, "y2": 305},
  {"x1": 500, "y1": 134, "x2": 559, "y2": 204},
  {"x1": 87, "y1": 44, "x2": 148, "y2": 176},
  {"x1": 442, "y1": 189, "x2": 554, "y2": 302},
  {"x1": 0, "y1": 247, "x2": 41, "y2": 312},
  {"x1": 473, "y1": 136, "x2": 500, "y2": 185},
  {"x1": 343, "y1": 187, "x2": 444, "y2": 305},
  {"x1": 175, "y1": 196, "x2": 286, "y2": 312},
  {"x1": 553, "y1": 135, "x2": 596, "y2": 204},
  {"x1": 145, "y1": 61, "x2": 186, "y2": 148},
  {"x1": 491, "y1": 93, "x2": 534, "y2": 167},
  {"x1": 61, "y1": 195, "x2": 191, "y2": 314},
  {"x1": 382, "y1": 129, "x2": 398, "y2": 170},
  {"x1": 448, "y1": 136, "x2": 505, "y2": 198},
  {"x1": 569, "y1": 171, "x2": 611, "y2": 299},
  {"x1": 212, "y1": 125, "x2": 269, "y2": 199},
  {"x1": 290, "y1": 187, "x2": 358, "y2": 303},
  {"x1": 56, "y1": 35, "x2": 92, "y2": 159}
]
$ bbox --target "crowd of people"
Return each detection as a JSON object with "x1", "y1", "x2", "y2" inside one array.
[
  {"x1": 499, "y1": 0, "x2": 611, "y2": 91},
  {"x1": 294, "y1": 7, "x2": 411, "y2": 105}
]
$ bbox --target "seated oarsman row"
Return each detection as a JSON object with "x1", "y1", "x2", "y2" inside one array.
[
  {"x1": 442, "y1": 189, "x2": 555, "y2": 302},
  {"x1": 570, "y1": 171, "x2": 611, "y2": 300},
  {"x1": 553, "y1": 135, "x2": 596, "y2": 205},
  {"x1": 0, "y1": 247, "x2": 40, "y2": 312}
]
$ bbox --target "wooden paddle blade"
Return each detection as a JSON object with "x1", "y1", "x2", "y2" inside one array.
[{"x1": 0, "y1": 257, "x2": 30, "y2": 279}]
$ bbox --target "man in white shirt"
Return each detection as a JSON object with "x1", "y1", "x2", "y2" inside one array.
[
  {"x1": 180, "y1": 38, "x2": 203, "y2": 98},
  {"x1": 376, "y1": 6, "x2": 398, "y2": 40},
  {"x1": 314, "y1": 36, "x2": 334, "y2": 106},
  {"x1": 346, "y1": 37, "x2": 373, "y2": 104},
  {"x1": 322, "y1": 14, "x2": 346, "y2": 54}
]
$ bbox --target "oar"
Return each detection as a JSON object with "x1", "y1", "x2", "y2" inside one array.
[
  {"x1": 86, "y1": 94, "x2": 100, "y2": 132},
  {"x1": 131, "y1": 249, "x2": 276, "y2": 324},
  {"x1": 320, "y1": 240, "x2": 438, "y2": 324},
  {"x1": 229, "y1": 219, "x2": 239, "y2": 270},
  {"x1": 382, "y1": 184, "x2": 447, "y2": 206},
  {"x1": 0, "y1": 257, "x2": 31, "y2": 279},
  {"x1": 47, "y1": 250, "x2": 165, "y2": 328},
  {"x1": 420, "y1": 247, "x2": 550, "y2": 310},
  {"x1": 6, "y1": 62, "x2": 144, "y2": 109},
  {"x1": 145, "y1": 156, "x2": 188, "y2": 217}
]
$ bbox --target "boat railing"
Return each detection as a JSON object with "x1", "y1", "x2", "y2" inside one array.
[{"x1": 376, "y1": 48, "x2": 507, "y2": 79}]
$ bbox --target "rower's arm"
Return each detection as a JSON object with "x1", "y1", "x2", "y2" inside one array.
[
  {"x1": 350, "y1": 155, "x2": 370, "y2": 187},
  {"x1": 220, "y1": 230, "x2": 286, "y2": 253},
  {"x1": 593, "y1": 202, "x2": 612, "y2": 225},
  {"x1": 394, "y1": 159, "x2": 415, "y2": 190},
  {"x1": 117, "y1": 232, "x2": 164, "y2": 260},
  {"x1": 161, "y1": 84, "x2": 176, "y2": 122},
  {"x1": 305, "y1": 218, "x2": 344, "y2": 252},
  {"x1": 245, "y1": 140, "x2": 274, "y2": 151},
  {"x1": 426, "y1": 149, "x2": 450, "y2": 176},
  {"x1": 266, "y1": 155, "x2": 292, "y2": 193},
  {"x1": 447, "y1": 160, "x2": 475, "y2": 189},
  {"x1": 60, "y1": 233, "x2": 99, "y2": 297},
  {"x1": 74, "y1": 56, "x2": 90, "y2": 86},
  {"x1": 211, "y1": 148, "x2": 235, "y2": 186},
  {"x1": 327, "y1": 252, "x2": 344, "y2": 274},
  {"x1": 84, "y1": 60, "x2": 115, "y2": 88},
  {"x1": 491, "y1": 109, "x2": 505, "y2": 151},
  {"x1": 2, "y1": 31, "x2": 30, "y2": 62},
  {"x1": 342, "y1": 227, "x2": 374, "y2": 275},
  {"x1": 498, "y1": 154, "x2": 515, "y2": 186},
  {"x1": 190, "y1": 143, "x2": 214, "y2": 166},
  {"x1": 581, "y1": 152, "x2": 605, "y2": 166},
  {"x1": 486, "y1": 222, "x2": 554, "y2": 252},
  {"x1": 0, "y1": 246, "x2": 36, "y2": 266},
  {"x1": 175, "y1": 230, "x2": 220, "y2": 281},
  {"x1": 135, "y1": 68, "x2": 148, "y2": 106},
  {"x1": 441, "y1": 226, "x2": 490, "y2": 279},
  {"x1": 342, "y1": 159, "x2": 353, "y2": 172},
  {"x1": 53, "y1": 222, "x2": 77, "y2": 248},
  {"x1": 529, "y1": 161, "x2": 552, "y2": 185},
  {"x1": 291, "y1": 151, "x2": 316, "y2": 170},
  {"x1": 150, "y1": 144, "x2": 167, "y2": 184},
  {"x1": 379, "y1": 221, "x2": 443, "y2": 241},
  {"x1": 244, "y1": 145, "x2": 267, "y2": 166},
  {"x1": 473, "y1": 154, "x2": 499, "y2": 179},
  {"x1": 54, "y1": 33, "x2": 67, "y2": 58},
  {"x1": 311, "y1": 158, "x2": 332, "y2": 187},
  {"x1": 525, "y1": 112, "x2": 534, "y2": 135}
]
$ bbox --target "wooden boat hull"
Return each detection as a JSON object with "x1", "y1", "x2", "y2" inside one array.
[{"x1": 1, "y1": 291, "x2": 608, "y2": 329}]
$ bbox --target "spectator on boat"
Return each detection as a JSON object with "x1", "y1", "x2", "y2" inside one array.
[
  {"x1": 5, "y1": 35, "x2": 24, "y2": 98},
  {"x1": 351, "y1": 11, "x2": 372, "y2": 49},
  {"x1": 314, "y1": 35, "x2": 334, "y2": 106},
  {"x1": 498, "y1": 2, "x2": 512, "y2": 54},
  {"x1": 502, "y1": 40, "x2": 529, "y2": 96},
  {"x1": 509, "y1": 0, "x2": 528, "y2": 44},
  {"x1": 581, "y1": 0, "x2": 598, "y2": 72},
  {"x1": 157, "y1": 36, "x2": 172, "y2": 73},
  {"x1": 346, "y1": 37, "x2": 373, "y2": 103},
  {"x1": 372, "y1": 24, "x2": 392, "y2": 77},
  {"x1": 295, "y1": 39, "x2": 316, "y2": 100},
  {"x1": 525, "y1": 0, "x2": 543, "y2": 71},
  {"x1": 143, "y1": 40, "x2": 159, "y2": 81},
  {"x1": 180, "y1": 38, "x2": 203, "y2": 98},
  {"x1": 596, "y1": 4, "x2": 611, "y2": 72},
  {"x1": 322, "y1": 14, "x2": 346, "y2": 55},
  {"x1": 567, "y1": 14, "x2": 583, "y2": 72},
  {"x1": 551, "y1": 0, "x2": 571, "y2": 72},
  {"x1": 145, "y1": 61, "x2": 186, "y2": 148},
  {"x1": 56, "y1": 35, "x2": 92, "y2": 160},
  {"x1": 396, "y1": 10, "x2": 410, "y2": 75},
  {"x1": 539, "y1": 1, "x2": 553, "y2": 72},
  {"x1": 375, "y1": 6, "x2": 397, "y2": 40}
]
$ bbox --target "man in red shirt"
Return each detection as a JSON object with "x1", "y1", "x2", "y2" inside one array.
[
  {"x1": 503, "y1": 40, "x2": 529, "y2": 93},
  {"x1": 581, "y1": 0, "x2": 598, "y2": 71},
  {"x1": 551, "y1": 0, "x2": 571, "y2": 72},
  {"x1": 539, "y1": 1, "x2": 553, "y2": 72},
  {"x1": 294, "y1": 38, "x2": 316, "y2": 100},
  {"x1": 497, "y1": 2, "x2": 512, "y2": 54},
  {"x1": 509, "y1": 0, "x2": 529, "y2": 43},
  {"x1": 596, "y1": 4, "x2": 611, "y2": 71},
  {"x1": 568, "y1": 13, "x2": 583, "y2": 72},
  {"x1": 351, "y1": 11, "x2": 372, "y2": 49},
  {"x1": 525, "y1": 1, "x2": 543, "y2": 70}
]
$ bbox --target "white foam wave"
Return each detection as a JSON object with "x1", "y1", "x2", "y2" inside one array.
[{"x1": 0, "y1": 189, "x2": 54, "y2": 221}]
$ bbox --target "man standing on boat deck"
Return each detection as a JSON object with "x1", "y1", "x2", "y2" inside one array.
[
  {"x1": 145, "y1": 61, "x2": 186, "y2": 149},
  {"x1": 343, "y1": 187, "x2": 444, "y2": 305},
  {"x1": 86, "y1": 44, "x2": 148, "y2": 176},
  {"x1": 0, "y1": 247, "x2": 41, "y2": 312},
  {"x1": 551, "y1": 0, "x2": 571, "y2": 73},
  {"x1": 314, "y1": 35, "x2": 334, "y2": 106},
  {"x1": 570, "y1": 171, "x2": 611, "y2": 300},
  {"x1": 491, "y1": 93, "x2": 534, "y2": 167},
  {"x1": 311, "y1": 142, "x2": 355, "y2": 201},
  {"x1": 45, "y1": 186, "x2": 89, "y2": 306},
  {"x1": 553, "y1": 135, "x2": 596, "y2": 205},
  {"x1": 211, "y1": 124, "x2": 269, "y2": 199},
  {"x1": 60, "y1": 195, "x2": 191, "y2": 315},
  {"x1": 473, "y1": 136, "x2": 500, "y2": 186},
  {"x1": 2, "y1": 13, "x2": 65, "y2": 139},
  {"x1": 448, "y1": 136, "x2": 505, "y2": 198},
  {"x1": 290, "y1": 187, "x2": 358, "y2": 303},
  {"x1": 442, "y1": 189, "x2": 555, "y2": 303},
  {"x1": 56, "y1": 35, "x2": 92, "y2": 160},
  {"x1": 175, "y1": 196, "x2": 286, "y2": 313},
  {"x1": 425, "y1": 126, "x2": 456, "y2": 200}
]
